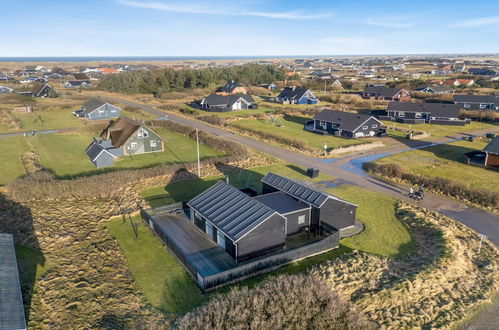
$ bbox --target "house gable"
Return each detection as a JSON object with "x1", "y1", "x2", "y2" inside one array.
[{"x1": 123, "y1": 125, "x2": 164, "y2": 155}]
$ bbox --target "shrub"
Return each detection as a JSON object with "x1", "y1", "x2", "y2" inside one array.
[
  {"x1": 196, "y1": 115, "x2": 227, "y2": 126},
  {"x1": 364, "y1": 162, "x2": 499, "y2": 208},
  {"x1": 175, "y1": 274, "x2": 371, "y2": 330}
]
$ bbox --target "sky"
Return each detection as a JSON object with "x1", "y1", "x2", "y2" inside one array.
[{"x1": 1, "y1": 0, "x2": 499, "y2": 57}]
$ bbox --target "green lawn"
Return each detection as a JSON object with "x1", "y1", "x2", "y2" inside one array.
[
  {"x1": 198, "y1": 106, "x2": 277, "y2": 118},
  {"x1": 0, "y1": 108, "x2": 86, "y2": 134},
  {"x1": 374, "y1": 139, "x2": 499, "y2": 193},
  {"x1": 384, "y1": 121, "x2": 497, "y2": 138},
  {"x1": 230, "y1": 115, "x2": 367, "y2": 152},
  {"x1": 0, "y1": 136, "x2": 30, "y2": 185},
  {"x1": 106, "y1": 216, "x2": 205, "y2": 314},
  {"x1": 0, "y1": 127, "x2": 226, "y2": 184},
  {"x1": 132, "y1": 163, "x2": 416, "y2": 312}
]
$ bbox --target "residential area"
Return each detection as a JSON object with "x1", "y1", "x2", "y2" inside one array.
[{"x1": 1, "y1": 1, "x2": 499, "y2": 329}]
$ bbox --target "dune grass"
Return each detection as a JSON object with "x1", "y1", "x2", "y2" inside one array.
[{"x1": 0, "y1": 136, "x2": 30, "y2": 185}]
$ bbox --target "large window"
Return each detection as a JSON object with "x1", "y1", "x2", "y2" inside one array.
[
  {"x1": 130, "y1": 142, "x2": 138, "y2": 149},
  {"x1": 464, "y1": 103, "x2": 470, "y2": 108},
  {"x1": 479, "y1": 103, "x2": 486, "y2": 109},
  {"x1": 217, "y1": 232, "x2": 226, "y2": 249},
  {"x1": 150, "y1": 140, "x2": 157, "y2": 148},
  {"x1": 319, "y1": 120, "x2": 326, "y2": 128},
  {"x1": 298, "y1": 215, "x2": 306, "y2": 224},
  {"x1": 415, "y1": 113, "x2": 422, "y2": 118}
]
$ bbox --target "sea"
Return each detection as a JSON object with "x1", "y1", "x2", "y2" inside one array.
[{"x1": 0, "y1": 56, "x2": 319, "y2": 63}]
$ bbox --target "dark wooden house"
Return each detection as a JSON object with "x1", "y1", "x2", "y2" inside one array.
[
  {"x1": 19, "y1": 83, "x2": 58, "y2": 98},
  {"x1": 384, "y1": 102, "x2": 465, "y2": 125},
  {"x1": 275, "y1": 87, "x2": 318, "y2": 105},
  {"x1": 463, "y1": 136, "x2": 499, "y2": 169},
  {"x1": 261, "y1": 173, "x2": 357, "y2": 232},
  {"x1": 362, "y1": 86, "x2": 410, "y2": 101},
  {"x1": 312, "y1": 109, "x2": 383, "y2": 138},
  {"x1": 199, "y1": 94, "x2": 257, "y2": 112},
  {"x1": 454, "y1": 95, "x2": 499, "y2": 111},
  {"x1": 74, "y1": 98, "x2": 121, "y2": 120}
]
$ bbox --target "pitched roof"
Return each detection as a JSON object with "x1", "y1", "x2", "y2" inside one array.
[
  {"x1": 216, "y1": 80, "x2": 244, "y2": 93},
  {"x1": 484, "y1": 136, "x2": 499, "y2": 155},
  {"x1": 415, "y1": 85, "x2": 454, "y2": 93},
  {"x1": 0, "y1": 233, "x2": 26, "y2": 330},
  {"x1": 363, "y1": 86, "x2": 405, "y2": 98},
  {"x1": 454, "y1": 94, "x2": 499, "y2": 105},
  {"x1": 314, "y1": 109, "x2": 381, "y2": 132},
  {"x1": 31, "y1": 83, "x2": 54, "y2": 95},
  {"x1": 261, "y1": 172, "x2": 356, "y2": 208},
  {"x1": 100, "y1": 117, "x2": 142, "y2": 148},
  {"x1": 202, "y1": 93, "x2": 255, "y2": 107},
  {"x1": 277, "y1": 87, "x2": 314, "y2": 100},
  {"x1": 387, "y1": 102, "x2": 460, "y2": 118},
  {"x1": 83, "y1": 98, "x2": 107, "y2": 114},
  {"x1": 187, "y1": 181, "x2": 281, "y2": 242}
]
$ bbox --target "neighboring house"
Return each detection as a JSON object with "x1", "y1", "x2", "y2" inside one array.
[
  {"x1": 19, "y1": 83, "x2": 58, "y2": 97},
  {"x1": 64, "y1": 80, "x2": 92, "y2": 88},
  {"x1": 0, "y1": 72, "x2": 12, "y2": 80},
  {"x1": 0, "y1": 233, "x2": 27, "y2": 330},
  {"x1": 362, "y1": 86, "x2": 411, "y2": 101},
  {"x1": 463, "y1": 136, "x2": 499, "y2": 169},
  {"x1": 0, "y1": 85, "x2": 14, "y2": 93},
  {"x1": 443, "y1": 79, "x2": 474, "y2": 87},
  {"x1": 273, "y1": 80, "x2": 302, "y2": 89},
  {"x1": 186, "y1": 172, "x2": 356, "y2": 262},
  {"x1": 454, "y1": 95, "x2": 499, "y2": 111},
  {"x1": 27, "y1": 76, "x2": 48, "y2": 83},
  {"x1": 45, "y1": 72, "x2": 63, "y2": 79},
  {"x1": 275, "y1": 87, "x2": 318, "y2": 105},
  {"x1": 73, "y1": 98, "x2": 121, "y2": 120},
  {"x1": 258, "y1": 82, "x2": 279, "y2": 90},
  {"x1": 468, "y1": 68, "x2": 497, "y2": 76},
  {"x1": 85, "y1": 117, "x2": 164, "y2": 167},
  {"x1": 311, "y1": 110, "x2": 383, "y2": 138},
  {"x1": 415, "y1": 85, "x2": 454, "y2": 94},
  {"x1": 331, "y1": 79, "x2": 343, "y2": 88},
  {"x1": 73, "y1": 72, "x2": 90, "y2": 80},
  {"x1": 384, "y1": 102, "x2": 465, "y2": 125},
  {"x1": 215, "y1": 80, "x2": 248, "y2": 95},
  {"x1": 199, "y1": 94, "x2": 257, "y2": 112}
]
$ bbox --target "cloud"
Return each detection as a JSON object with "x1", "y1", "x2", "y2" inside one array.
[
  {"x1": 117, "y1": 0, "x2": 330, "y2": 19},
  {"x1": 367, "y1": 17, "x2": 415, "y2": 28},
  {"x1": 450, "y1": 16, "x2": 499, "y2": 27}
]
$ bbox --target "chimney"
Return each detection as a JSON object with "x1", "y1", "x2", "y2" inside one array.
[
  {"x1": 292, "y1": 86, "x2": 296, "y2": 91},
  {"x1": 226, "y1": 176, "x2": 229, "y2": 184},
  {"x1": 284, "y1": 78, "x2": 287, "y2": 85}
]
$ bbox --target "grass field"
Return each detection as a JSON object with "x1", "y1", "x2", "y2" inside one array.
[
  {"x1": 0, "y1": 108, "x2": 86, "y2": 134},
  {"x1": 0, "y1": 127, "x2": 225, "y2": 183},
  {"x1": 106, "y1": 216, "x2": 206, "y2": 314},
  {"x1": 230, "y1": 115, "x2": 368, "y2": 151},
  {"x1": 129, "y1": 163, "x2": 416, "y2": 313},
  {"x1": 384, "y1": 121, "x2": 497, "y2": 138},
  {"x1": 0, "y1": 136, "x2": 30, "y2": 185},
  {"x1": 374, "y1": 139, "x2": 499, "y2": 193}
]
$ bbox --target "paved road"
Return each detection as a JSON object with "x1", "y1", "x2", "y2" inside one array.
[
  {"x1": 105, "y1": 96, "x2": 499, "y2": 327},
  {"x1": 0, "y1": 128, "x2": 69, "y2": 138},
  {"x1": 106, "y1": 96, "x2": 499, "y2": 242}
]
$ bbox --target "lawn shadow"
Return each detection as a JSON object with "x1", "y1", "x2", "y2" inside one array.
[
  {"x1": 0, "y1": 193, "x2": 44, "y2": 324},
  {"x1": 285, "y1": 164, "x2": 308, "y2": 176},
  {"x1": 283, "y1": 114, "x2": 309, "y2": 125}
]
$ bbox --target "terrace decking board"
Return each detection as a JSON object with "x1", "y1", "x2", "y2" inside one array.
[{"x1": 151, "y1": 213, "x2": 236, "y2": 277}]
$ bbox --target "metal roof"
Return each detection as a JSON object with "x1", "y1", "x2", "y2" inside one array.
[
  {"x1": 187, "y1": 181, "x2": 280, "y2": 242},
  {"x1": 387, "y1": 102, "x2": 460, "y2": 118},
  {"x1": 0, "y1": 234, "x2": 26, "y2": 330},
  {"x1": 254, "y1": 191, "x2": 309, "y2": 214},
  {"x1": 314, "y1": 110, "x2": 380, "y2": 132},
  {"x1": 261, "y1": 172, "x2": 357, "y2": 208},
  {"x1": 484, "y1": 136, "x2": 499, "y2": 155}
]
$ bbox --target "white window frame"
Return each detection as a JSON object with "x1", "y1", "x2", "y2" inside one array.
[
  {"x1": 362, "y1": 126, "x2": 368, "y2": 130},
  {"x1": 130, "y1": 142, "x2": 138, "y2": 149},
  {"x1": 415, "y1": 113, "x2": 422, "y2": 118},
  {"x1": 372, "y1": 124, "x2": 378, "y2": 128},
  {"x1": 319, "y1": 120, "x2": 326, "y2": 128},
  {"x1": 137, "y1": 128, "x2": 149, "y2": 138},
  {"x1": 298, "y1": 215, "x2": 306, "y2": 224},
  {"x1": 150, "y1": 140, "x2": 157, "y2": 148},
  {"x1": 399, "y1": 112, "x2": 405, "y2": 118},
  {"x1": 464, "y1": 103, "x2": 470, "y2": 108},
  {"x1": 479, "y1": 103, "x2": 486, "y2": 109}
]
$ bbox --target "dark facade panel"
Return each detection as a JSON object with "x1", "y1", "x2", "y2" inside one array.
[
  {"x1": 284, "y1": 209, "x2": 310, "y2": 235},
  {"x1": 319, "y1": 199, "x2": 356, "y2": 230},
  {"x1": 237, "y1": 213, "x2": 286, "y2": 260}
]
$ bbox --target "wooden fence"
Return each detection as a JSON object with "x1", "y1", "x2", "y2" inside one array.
[{"x1": 141, "y1": 208, "x2": 339, "y2": 291}]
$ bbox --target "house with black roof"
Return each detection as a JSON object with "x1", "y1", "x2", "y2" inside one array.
[
  {"x1": 362, "y1": 86, "x2": 411, "y2": 101},
  {"x1": 215, "y1": 80, "x2": 248, "y2": 95},
  {"x1": 454, "y1": 95, "x2": 499, "y2": 111},
  {"x1": 73, "y1": 98, "x2": 121, "y2": 120},
  {"x1": 415, "y1": 85, "x2": 454, "y2": 95},
  {"x1": 468, "y1": 68, "x2": 497, "y2": 76},
  {"x1": 199, "y1": 93, "x2": 257, "y2": 112},
  {"x1": 186, "y1": 172, "x2": 357, "y2": 262},
  {"x1": 463, "y1": 136, "x2": 499, "y2": 169},
  {"x1": 64, "y1": 80, "x2": 92, "y2": 88},
  {"x1": 18, "y1": 83, "x2": 58, "y2": 98},
  {"x1": 275, "y1": 86, "x2": 318, "y2": 105},
  {"x1": 383, "y1": 102, "x2": 466, "y2": 125},
  {"x1": 310, "y1": 109, "x2": 383, "y2": 138}
]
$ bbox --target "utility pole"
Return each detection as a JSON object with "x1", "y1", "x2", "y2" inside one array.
[
  {"x1": 196, "y1": 128, "x2": 201, "y2": 177},
  {"x1": 478, "y1": 233, "x2": 486, "y2": 254}
]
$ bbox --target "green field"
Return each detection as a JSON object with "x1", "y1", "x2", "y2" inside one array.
[
  {"x1": 384, "y1": 121, "x2": 497, "y2": 138},
  {"x1": 230, "y1": 115, "x2": 368, "y2": 151},
  {"x1": 128, "y1": 163, "x2": 416, "y2": 313},
  {"x1": 0, "y1": 108, "x2": 86, "y2": 134},
  {"x1": 106, "y1": 216, "x2": 205, "y2": 314},
  {"x1": 0, "y1": 128, "x2": 226, "y2": 183},
  {"x1": 374, "y1": 139, "x2": 499, "y2": 193},
  {"x1": 0, "y1": 136, "x2": 30, "y2": 185}
]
